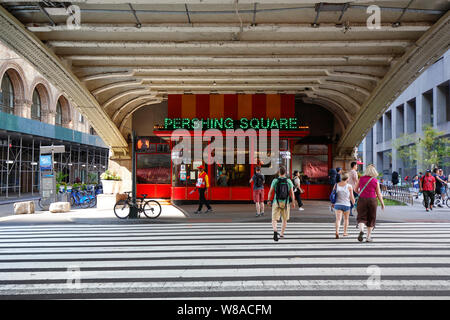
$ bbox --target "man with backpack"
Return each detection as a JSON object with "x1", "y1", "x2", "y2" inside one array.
[
  {"x1": 267, "y1": 166, "x2": 296, "y2": 241},
  {"x1": 249, "y1": 166, "x2": 265, "y2": 217}
]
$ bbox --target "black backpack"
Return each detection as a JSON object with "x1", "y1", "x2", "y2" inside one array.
[
  {"x1": 254, "y1": 174, "x2": 264, "y2": 188},
  {"x1": 275, "y1": 177, "x2": 289, "y2": 204}
]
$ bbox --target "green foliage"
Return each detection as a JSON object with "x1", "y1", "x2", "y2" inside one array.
[
  {"x1": 420, "y1": 125, "x2": 450, "y2": 169},
  {"x1": 100, "y1": 170, "x2": 122, "y2": 181},
  {"x1": 55, "y1": 171, "x2": 69, "y2": 184},
  {"x1": 87, "y1": 172, "x2": 98, "y2": 185},
  {"x1": 392, "y1": 125, "x2": 450, "y2": 171}
]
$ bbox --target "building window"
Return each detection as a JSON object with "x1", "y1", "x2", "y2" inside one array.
[
  {"x1": 31, "y1": 89, "x2": 41, "y2": 121},
  {"x1": 79, "y1": 113, "x2": 84, "y2": 123},
  {"x1": 89, "y1": 126, "x2": 96, "y2": 135},
  {"x1": 55, "y1": 101, "x2": 62, "y2": 126},
  {"x1": 136, "y1": 143, "x2": 171, "y2": 184},
  {"x1": 0, "y1": 73, "x2": 14, "y2": 114}
]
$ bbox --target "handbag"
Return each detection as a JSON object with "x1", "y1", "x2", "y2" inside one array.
[
  {"x1": 329, "y1": 184, "x2": 337, "y2": 204},
  {"x1": 353, "y1": 177, "x2": 375, "y2": 209}
]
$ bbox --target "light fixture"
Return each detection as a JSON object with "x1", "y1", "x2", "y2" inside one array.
[
  {"x1": 68, "y1": 163, "x2": 73, "y2": 166},
  {"x1": 6, "y1": 160, "x2": 13, "y2": 164},
  {"x1": 82, "y1": 164, "x2": 86, "y2": 167},
  {"x1": 31, "y1": 162, "x2": 38, "y2": 166}
]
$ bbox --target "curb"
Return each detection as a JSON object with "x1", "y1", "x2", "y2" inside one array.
[{"x1": 0, "y1": 197, "x2": 40, "y2": 205}]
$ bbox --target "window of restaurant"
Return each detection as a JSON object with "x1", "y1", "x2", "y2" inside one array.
[
  {"x1": 172, "y1": 142, "x2": 210, "y2": 187},
  {"x1": 136, "y1": 142, "x2": 170, "y2": 184},
  {"x1": 291, "y1": 143, "x2": 329, "y2": 184}
]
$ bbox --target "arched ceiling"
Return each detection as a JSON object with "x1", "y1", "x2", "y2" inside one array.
[{"x1": 0, "y1": 0, "x2": 449, "y2": 158}]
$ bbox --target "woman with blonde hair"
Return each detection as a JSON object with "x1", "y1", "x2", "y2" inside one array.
[
  {"x1": 332, "y1": 171, "x2": 355, "y2": 239},
  {"x1": 355, "y1": 164, "x2": 385, "y2": 242}
]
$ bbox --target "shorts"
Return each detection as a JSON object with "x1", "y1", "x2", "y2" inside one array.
[
  {"x1": 440, "y1": 187, "x2": 446, "y2": 195},
  {"x1": 334, "y1": 204, "x2": 351, "y2": 212},
  {"x1": 272, "y1": 201, "x2": 290, "y2": 221},
  {"x1": 253, "y1": 189, "x2": 264, "y2": 203}
]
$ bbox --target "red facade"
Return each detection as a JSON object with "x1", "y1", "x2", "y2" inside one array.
[{"x1": 137, "y1": 94, "x2": 332, "y2": 201}]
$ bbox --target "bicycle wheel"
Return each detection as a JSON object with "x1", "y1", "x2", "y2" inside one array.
[
  {"x1": 114, "y1": 200, "x2": 130, "y2": 219},
  {"x1": 80, "y1": 194, "x2": 91, "y2": 209},
  {"x1": 143, "y1": 200, "x2": 162, "y2": 219},
  {"x1": 446, "y1": 198, "x2": 450, "y2": 209},
  {"x1": 89, "y1": 195, "x2": 97, "y2": 208}
]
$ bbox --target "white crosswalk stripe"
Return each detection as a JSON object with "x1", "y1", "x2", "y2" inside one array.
[{"x1": 0, "y1": 222, "x2": 450, "y2": 299}]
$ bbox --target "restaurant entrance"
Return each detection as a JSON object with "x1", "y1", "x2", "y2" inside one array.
[{"x1": 135, "y1": 94, "x2": 334, "y2": 202}]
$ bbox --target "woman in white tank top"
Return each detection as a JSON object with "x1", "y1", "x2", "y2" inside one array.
[{"x1": 332, "y1": 172, "x2": 355, "y2": 239}]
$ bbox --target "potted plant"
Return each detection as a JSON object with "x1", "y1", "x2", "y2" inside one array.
[{"x1": 100, "y1": 170, "x2": 122, "y2": 194}]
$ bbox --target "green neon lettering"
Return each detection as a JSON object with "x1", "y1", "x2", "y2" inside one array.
[
  {"x1": 164, "y1": 118, "x2": 173, "y2": 129},
  {"x1": 192, "y1": 118, "x2": 201, "y2": 129},
  {"x1": 279, "y1": 118, "x2": 288, "y2": 129},
  {"x1": 270, "y1": 118, "x2": 279, "y2": 129},
  {"x1": 214, "y1": 118, "x2": 224, "y2": 129},
  {"x1": 240, "y1": 118, "x2": 249, "y2": 129},
  {"x1": 173, "y1": 118, "x2": 181, "y2": 129},
  {"x1": 289, "y1": 118, "x2": 298, "y2": 129},
  {"x1": 250, "y1": 118, "x2": 260, "y2": 129},
  {"x1": 260, "y1": 118, "x2": 270, "y2": 129},
  {"x1": 181, "y1": 118, "x2": 190, "y2": 129}
]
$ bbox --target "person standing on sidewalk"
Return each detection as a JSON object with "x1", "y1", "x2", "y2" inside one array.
[
  {"x1": 267, "y1": 166, "x2": 295, "y2": 242},
  {"x1": 249, "y1": 166, "x2": 265, "y2": 217},
  {"x1": 292, "y1": 170, "x2": 304, "y2": 211},
  {"x1": 438, "y1": 169, "x2": 448, "y2": 202},
  {"x1": 355, "y1": 165, "x2": 385, "y2": 243},
  {"x1": 194, "y1": 165, "x2": 213, "y2": 214},
  {"x1": 333, "y1": 172, "x2": 355, "y2": 239},
  {"x1": 421, "y1": 169, "x2": 436, "y2": 212},
  {"x1": 348, "y1": 161, "x2": 359, "y2": 217}
]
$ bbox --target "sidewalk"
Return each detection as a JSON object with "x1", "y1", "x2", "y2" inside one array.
[
  {"x1": 1, "y1": 199, "x2": 448, "y2": 225},
  {"x1": 0, "y1": 192, "x2": 40, "y2": 205}
]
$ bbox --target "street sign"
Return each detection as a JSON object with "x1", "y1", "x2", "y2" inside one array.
[
  {"x1": 39, "y1": 154, "x2": 53, "y2": 171},
  {"x1": 40, "y1": 145, "x2": 65, "y2": 154}
]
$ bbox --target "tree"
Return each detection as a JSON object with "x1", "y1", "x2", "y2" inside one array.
[
  {"x1": 419, "y1": 125, "x2": 450, "y2": 169},
  {"x1": 392, "y1": 125, "x2": 450, "y2": 171},
  {"x1": 392, "y1": 135, "x2": 418, "y2": 171}
]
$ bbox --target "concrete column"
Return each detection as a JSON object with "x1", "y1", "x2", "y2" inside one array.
[
  {"x1": 372, "y1": 124, "x2": 378, "y2": 170},
  {"x1": 391, "y1": 108, "x2": 398, "y2": 173}
]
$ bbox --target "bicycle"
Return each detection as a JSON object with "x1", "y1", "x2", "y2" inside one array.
[
  {"x1": 422, "y1": 193, "x2": 450, "y2": 209},
  {"x1": 114, "y1": 192, "x2": 162, "y2": 219},
  {"x1": 70, "y1": 188, "x2": 92, "y2": 209}
]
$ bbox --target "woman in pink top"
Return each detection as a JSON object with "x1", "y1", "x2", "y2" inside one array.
[{"x1": 354, "y1": 164, "x2": 385, "y2": 243}]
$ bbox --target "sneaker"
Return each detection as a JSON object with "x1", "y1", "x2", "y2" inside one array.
[
  {"x1": 205, "y1": 209, "x2": 213, "y2": 213},
  {"x1": 426, "y1": 208, "x2": 429, "y2": 212},
  {"x1": 430, "y1": 206, "x2": 433, "y2": 211},
  {"x1": 273, "y1": 231, "x2": 279, "y2": 242},
  {"x1": 366, "y1": 237, "x2": 373, "y2": 243},
  {"x1": 256, "y1": 212, "x2": 260, "y2": 217},
  {"x1": 194, "y1": 210, "x2": 202, "y2": 214},
  {"x1": 298, "y1": 207, "x2": 304, "y2": 211},
  {"x1": 358, "y1": 231, "x2": 364, "y2": 242},
  {"x1": 260, "y1": 211, "x2": 264, "y2": 216}
]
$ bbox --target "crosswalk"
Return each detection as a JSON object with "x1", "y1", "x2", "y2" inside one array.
[{"x1": 1, "y1": 222, "x2": 450, "y2": 299}]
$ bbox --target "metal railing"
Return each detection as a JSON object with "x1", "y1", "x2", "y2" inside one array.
[{"x1": 380, "y1": 184, "x2": 416, "y2": 206}]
